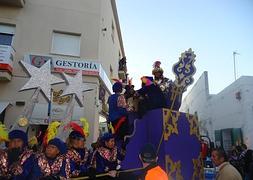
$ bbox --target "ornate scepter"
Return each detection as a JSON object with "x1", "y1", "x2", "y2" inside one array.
[
  {"x1": 170, "y1": 48, "x2": 196, "y2": 109},
  {"x1": 156, "y1": 48, "x2": 197, "y2": 155}
]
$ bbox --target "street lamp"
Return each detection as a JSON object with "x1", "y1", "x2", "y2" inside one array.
[{"x1": 233, "y1": 51, "x2": 240, "y2": 81}]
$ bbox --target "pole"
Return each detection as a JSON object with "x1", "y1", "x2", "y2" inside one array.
[{"x1": 233, "y1": 52, "x2": 236, "y2": 81}]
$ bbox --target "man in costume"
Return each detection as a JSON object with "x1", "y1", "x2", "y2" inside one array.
[
  {"x1": 0, "y1": 129, "x2": 34, "y2": 179},
  {"x1": 138, "y1": 143, "x2": 168, "y2": 180},
  {"x1": 66, "y1": 130, "x2": 89, "y2": 177},
  {"x1": 89, "y1": 133, "x2": 126, "y2": 179},
  {"x1": 108, "y1": 81, "x2": 130, "y2": 145},
  {"x1": 30, "y1": 138, "x2": 70, "y2": 179},
  {"x1": 152, "y1": 61, "x2": 183, "y2": 110},
  {"x1": 136, "y1": 76, "x2": 166, "y2": 117},
  {"x1": 152, "y1": 61, "x2": 172, "y2": 94}
]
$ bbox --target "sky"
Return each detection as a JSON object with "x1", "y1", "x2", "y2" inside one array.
[{"x1": 116, "y1": 0, "x2": 253, "y2": 94}]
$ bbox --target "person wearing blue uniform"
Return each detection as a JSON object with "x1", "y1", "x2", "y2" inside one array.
[
  {"x1": 66, "y1": 130, "x2": 89, "y2": 177},
  {"x1": 108, "y1": 82, "x2": 130, "y2": 144},
  {"x1": 0, "y1": 129, "x2": 34, "y2": 180},
  {"x1": 89, "y1": 133, "x2": 126, "y2": 179},
  {"x1": 30, "y1": 138, "x2": 70, "y2": 179}
]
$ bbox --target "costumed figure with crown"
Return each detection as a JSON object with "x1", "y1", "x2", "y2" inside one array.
[
  {"x1": 0, "y1": 129, "x2": 35, "y2": 179},
  {"x1": 135, "y1": 76, "x2": 166, "y2": 118},
  {"x1": 108, "y1": 81, "x2": 132, "y2": 148},
  {"x1": 152, "y1": 61, "x2": 184, "y2": 110},
  {"x1": 89, "y1": 133, "x2": 126, "y2": 179}
]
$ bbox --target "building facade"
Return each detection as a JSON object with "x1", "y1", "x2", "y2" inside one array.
[
  {"x1": 0, "y1": 0, "x2": 127, "y2": 145},
  {"x1": 181, "y1": 71, "x2": 253, "y2": 150}
]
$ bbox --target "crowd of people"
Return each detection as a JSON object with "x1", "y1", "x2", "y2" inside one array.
[
  {"x1": 227, "y1": 144, "x2": 253, "y2": 180},
  {"x1": 0, "y1": 128, "x2": 168, "y2": 180},
  {"x1": 204, "y1": 144, "x2": 253, "y2": 180}
]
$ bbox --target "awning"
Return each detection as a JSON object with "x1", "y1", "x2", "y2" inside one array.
[{"x1": 0, "y1": 102, "x2": 11, "y2": 114}]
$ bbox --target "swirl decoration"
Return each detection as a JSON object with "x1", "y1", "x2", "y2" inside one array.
[
  {"x1": 192, "y1": 153, "x2": 204, "y2": 180},
  {"x1": 165, "y1": 155, "x2": 183, "y2": 180},
  {"x1": 163, "y1": 109, "x2": 180, "y2": 141},
  {"x1": 172, "y1": 48, "x2": 196, "y2": 90}
]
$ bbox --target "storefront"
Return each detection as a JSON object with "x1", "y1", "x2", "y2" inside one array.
[{"x1": 2, "y1": 54, "x2": 112, "y2": 144}]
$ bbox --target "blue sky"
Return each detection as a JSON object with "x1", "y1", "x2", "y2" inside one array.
[{"x1": 116, "y1": 0, "x2": 253, "y2": 94}]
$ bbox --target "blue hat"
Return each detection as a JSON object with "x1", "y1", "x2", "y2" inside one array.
[
  {"x1": 101, "y1": 133, "x2": 114, "y2": 142},
  {"x1": 48, "y1": 138, "x2": 67, "y2": 155},
  {"x1": 112, "y1": 82, "x2": 123, "y2": 93},
  {"x1": 9, "y1": 130, "x2": 28, "y2": 146},
  {"x1": 140, "y1": 143, "x2": 157, "y2": 163},
  {"x1": 69, "y1": 130, "x2": 85, "y2": 140}
]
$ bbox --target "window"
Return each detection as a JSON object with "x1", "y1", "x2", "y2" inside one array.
[
  {"x1": 0, "y1": 33, "x2": 14, "y2": 46},
  {"x1": 51, "y1": 31, "x2": 81, "y2": 57},
  {"x1": 0, "y1": 24, "x2": 15, "y2": 46}
]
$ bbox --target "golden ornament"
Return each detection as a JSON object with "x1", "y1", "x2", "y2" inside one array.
[{"x1": 18, "y1": 117, "x2": 28, "y2": 127}]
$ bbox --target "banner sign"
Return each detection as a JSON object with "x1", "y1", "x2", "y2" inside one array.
[{"x1": 24, "y1": 54, "x2": 100, "y2": 76}]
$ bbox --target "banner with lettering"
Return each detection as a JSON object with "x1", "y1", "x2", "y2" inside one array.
[{"x1": 24, "y1": 54, "x2": 100, "y2": 76}]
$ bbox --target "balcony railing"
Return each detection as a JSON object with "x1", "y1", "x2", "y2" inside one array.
[{"x1": 0, "y1": 0, "x2": 25, "y2": 7}]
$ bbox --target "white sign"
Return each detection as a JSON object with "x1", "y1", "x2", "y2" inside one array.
[
  {"x1": 0, "y1": 45, "x2": 15, "y2": 73},
  {"x1": 25, "y1": 54, "x2": 100, "y2": 76}
]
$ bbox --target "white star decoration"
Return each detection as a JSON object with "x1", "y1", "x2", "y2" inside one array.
[
  {"x1": 19, "y1": 60, "x2": 64, "y2": 102},
  {"x1": 61, "y1": 71, "x2": 93, "y2": 107}
]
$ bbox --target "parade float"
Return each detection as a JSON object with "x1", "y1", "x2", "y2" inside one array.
[
  {"x1": 121, "y1": 48, "x2": 204, "y2": 179},
  {"x1": 7, "y1": 48, "x2": 204, "y2": 179}
]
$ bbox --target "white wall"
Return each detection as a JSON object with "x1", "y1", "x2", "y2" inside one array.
[{"x1": 181, "y1": 72, "x2": 253, "y2": 149}]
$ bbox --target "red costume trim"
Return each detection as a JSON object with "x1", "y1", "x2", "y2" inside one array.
[{"x1": 114, "y1": 116, "x2": 126, "y2": 133}]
